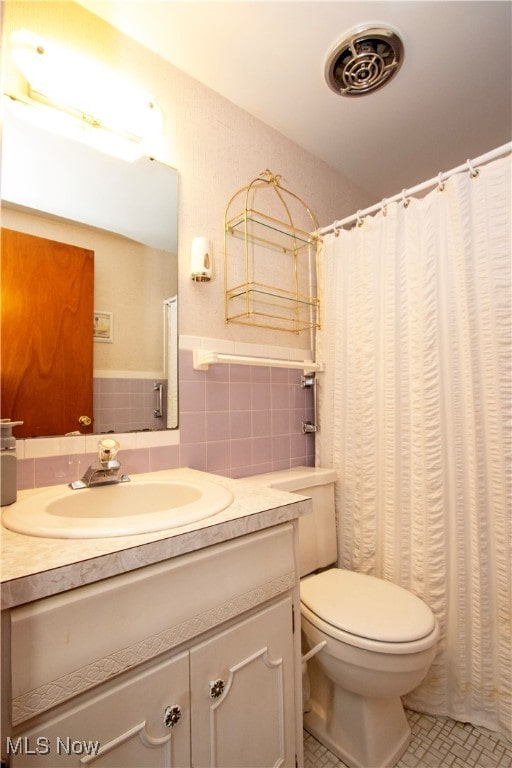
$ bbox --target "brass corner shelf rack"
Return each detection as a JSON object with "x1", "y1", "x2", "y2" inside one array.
[{"x1": 224, "y1": 170, "x2": 321, "y2": 334}]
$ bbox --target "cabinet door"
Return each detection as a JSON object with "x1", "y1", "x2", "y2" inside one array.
[
  {"x1": 190, "y1": 597, "x2": 296, "y2": 768},
  {"x1": 8, "y1": 653, "x2": 190, "y2": 768}
]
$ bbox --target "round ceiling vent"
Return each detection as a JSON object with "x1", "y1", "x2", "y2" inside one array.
[{"x1": 325, "y1": 25, "x2": 404, "y2": 97}]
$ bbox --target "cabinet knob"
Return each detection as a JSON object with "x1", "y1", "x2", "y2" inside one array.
[
  {"x1": 163, "y1": 704, "x2": 182, "y2": 728},
  {"x1": 78, "y1": 415, "x2": 92, "y2": 426},
  {"x1": 209, "y1": 678, "x2": 225, "y2": 699}
]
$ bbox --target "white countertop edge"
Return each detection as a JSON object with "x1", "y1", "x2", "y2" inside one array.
[{"x1": 1, "y1": 468, "x2": 311, "y2": 609}]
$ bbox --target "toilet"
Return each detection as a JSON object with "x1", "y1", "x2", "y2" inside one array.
[{"x1": 246, "y1": 467, "x2": 439, "y2": 768}]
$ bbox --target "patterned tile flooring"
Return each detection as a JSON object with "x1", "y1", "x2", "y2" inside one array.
[{"x1": 303, "y1": 710, "x2": 512, "y2": 768}]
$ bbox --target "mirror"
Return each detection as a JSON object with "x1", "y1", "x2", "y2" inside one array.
[{"x1": 1, "y1": 101, "x2": 179, "y2": 438}]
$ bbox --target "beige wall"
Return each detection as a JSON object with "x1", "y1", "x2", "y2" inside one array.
[{"x1": 2, "y1": 0, "x2": 371, "y2": 354}]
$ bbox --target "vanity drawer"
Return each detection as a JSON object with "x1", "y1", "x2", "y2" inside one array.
[{"x1": 10, "y1": 523, "x2": 296, "y2": 725}]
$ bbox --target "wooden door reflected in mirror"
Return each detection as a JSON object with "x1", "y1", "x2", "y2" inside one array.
[{"x1": 1, "y1": 228, "x2": 94, "y2": 438}]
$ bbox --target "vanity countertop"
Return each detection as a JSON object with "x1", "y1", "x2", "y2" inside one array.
[{"x1": 0, "y1": 468, "x2": 310, "y2": 610}]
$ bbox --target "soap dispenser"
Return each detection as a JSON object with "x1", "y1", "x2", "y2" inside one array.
[{"x1": 1, "y1": 419, "x2": 23, "y2": 506}]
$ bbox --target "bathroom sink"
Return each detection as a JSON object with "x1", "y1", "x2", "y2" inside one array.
[{"x1": 2, "y1": 477, "x2": 234, "y2": 539}]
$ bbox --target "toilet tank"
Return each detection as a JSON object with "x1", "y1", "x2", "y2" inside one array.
[{"x1": 244, "y1": 467, "x2": 337, "y2": 577}]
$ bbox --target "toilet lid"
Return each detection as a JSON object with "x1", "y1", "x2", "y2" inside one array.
[{"x1": 300, "y1": 569, "x2": 436, "y2": 643}]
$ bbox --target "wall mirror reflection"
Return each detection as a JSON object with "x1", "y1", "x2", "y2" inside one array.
[{"x1": 1, "y1": 101, "x2": 179, "y2": 438}]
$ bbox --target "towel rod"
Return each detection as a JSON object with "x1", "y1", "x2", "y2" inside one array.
[{"x1": 193, "y1": 349, "x2": 324, "y2": 373}]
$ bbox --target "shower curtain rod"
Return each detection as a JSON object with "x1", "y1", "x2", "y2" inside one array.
[{"x1": 319, "y1": 141, "x2": 512, "y2": 235}]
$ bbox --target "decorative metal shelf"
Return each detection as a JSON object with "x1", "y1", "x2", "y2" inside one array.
[
  {"x1": 226, "y1": 210, "x2": 316, "y2": 254},
  {"x1": 224, "y1": 171, "x2": 321, "y2": 334},
  {"x1": 225, "y1": 283, "x2": 318, "y2": 333}
]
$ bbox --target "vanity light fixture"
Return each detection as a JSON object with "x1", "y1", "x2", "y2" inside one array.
[
  {"x1": 6, "y1": 28, "x2": 163, "y2": 161},
  {"x1": 190, "y1": 237, "x2": 213, "y2": 282}
]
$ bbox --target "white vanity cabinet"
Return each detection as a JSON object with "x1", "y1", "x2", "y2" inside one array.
[
  {"x1": 3, "y1": 523, "x2": 301, "y2": 768},
  {"x1": 7, "y1": 652, "x2": 192, "y2": 767},
  {"x1": 190, "y1": 597, "x2": 295, "y2": 767}
]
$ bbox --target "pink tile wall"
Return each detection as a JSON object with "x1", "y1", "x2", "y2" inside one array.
[
  {"x1": 178, "y1": 350, "x2": 315, "y2": 478},
  {"x1": 17, "y1": 350, "x2": 315, "y2": 489},
  {"x1": 94, "y1": 377, "x2": 167, "y2": 433}
]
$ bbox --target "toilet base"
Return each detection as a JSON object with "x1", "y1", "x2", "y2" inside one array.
[{"x1": 304, "y1": 686, "x2": 411, "y2": 768}]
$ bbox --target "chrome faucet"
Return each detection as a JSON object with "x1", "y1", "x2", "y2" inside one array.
[{"x1": 69, "y1": 439, "x2": 130, "y2": 490}]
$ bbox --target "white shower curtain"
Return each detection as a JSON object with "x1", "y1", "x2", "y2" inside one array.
[{"x1": 316, "y1": 154, "x2": 511, "y2": 737}]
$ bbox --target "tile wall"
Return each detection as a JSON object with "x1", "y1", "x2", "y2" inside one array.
[
  {"x1": 94, "y1": 377, "x2": 168, "y2": 434},
  {"x1": 17, "y1": 349, "x2": 315, "y2": 490},
  {"x1": 178, "y1": 349, "x2": 315, "y2": 478}
]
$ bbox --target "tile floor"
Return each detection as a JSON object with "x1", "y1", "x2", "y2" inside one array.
[{"x1": 303, "y1": 710, "x2": 512, "y2": 768}]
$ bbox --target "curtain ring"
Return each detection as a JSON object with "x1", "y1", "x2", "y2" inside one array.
[
  {"x1": 334, "y1": 226, "x2": 340, "y2": 237},
  {"x1": 466, "y1": 158, "x2": 480, "y2": 178},
  {"x1": 437, "y1": 172, "x2": 445, "y2": 192},
  {"x1": 401, "y1": 189, "x2": 410, "y2": 208},
  {"x1": 356, "y1": 210, "x2": 364, "y2": 227},
  {"x1": 381, "y1": 198, "x2": 388, "y2": 217}
]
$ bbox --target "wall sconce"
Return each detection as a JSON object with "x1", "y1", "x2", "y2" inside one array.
[{"x1": 190, "y1": 237, "x2": 213, "y2": 282}]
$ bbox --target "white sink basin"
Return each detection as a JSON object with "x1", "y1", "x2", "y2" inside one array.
[{"x1": 2, "y1": 477, "x2": 234, "y2": 538}]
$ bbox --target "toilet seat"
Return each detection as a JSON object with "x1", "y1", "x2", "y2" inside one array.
[{"x1": 301, "y1": 569, "x2": 438, "y2": 653}]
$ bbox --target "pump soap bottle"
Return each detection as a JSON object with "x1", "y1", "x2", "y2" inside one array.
[{"x1": 1, "y1": 420, "x2": 23, "y2": 506}]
